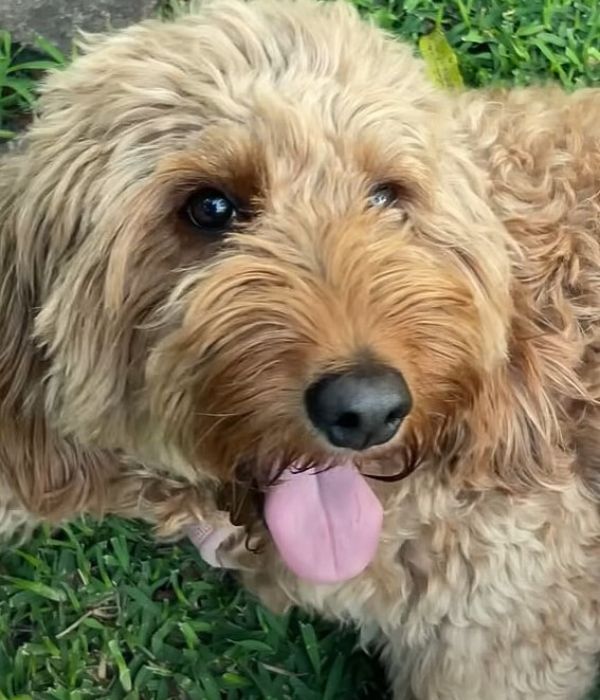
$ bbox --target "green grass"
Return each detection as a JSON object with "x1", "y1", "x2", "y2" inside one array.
[
  {"x1": 355, "y1": 0, "x2": 600, "y2": 87},
  {"x1": 1, "y1": 0, "x2": 600, "y2": 698},
  {"x1": 0, "y1": 520, "x2": 385, "y2": 699},
  {"x1": 0, "y1": 32, "x2": 67, "y2": 140}
]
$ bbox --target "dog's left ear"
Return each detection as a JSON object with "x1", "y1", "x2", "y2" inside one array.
[
  {"x1": 414, "y1": 130, "x2": 515, "y2": 371},
  {"x1": 412, "y1": 119, "x2": 591, "y2": 494}
]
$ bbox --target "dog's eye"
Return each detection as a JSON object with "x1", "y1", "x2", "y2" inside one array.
[
  {"x1": 368, "y1": 184, "x2": 397, "y2": 209},
  {"x1": 185, "y1": 188, "x2": 237, "y2": 234}
]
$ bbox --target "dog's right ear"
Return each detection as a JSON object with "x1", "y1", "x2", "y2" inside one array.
[
  {"x1": 0, "y1": 150, "x2": 42, "y2": 418},
  {"x1": 0, "y1": 149, "x2": 70, "y2": 532}
]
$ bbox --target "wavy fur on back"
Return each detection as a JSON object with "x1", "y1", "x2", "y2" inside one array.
[{"x1": 1, "y1": 1, "x2": 600, "y2": 697}]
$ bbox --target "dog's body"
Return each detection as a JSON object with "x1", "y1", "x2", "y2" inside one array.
[{"x1": 1, "y1": 1, "x2": 600, "y2": 697}]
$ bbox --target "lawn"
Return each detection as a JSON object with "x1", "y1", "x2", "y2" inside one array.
[{"x1": 1, "y1": 0, "x2": 600, "y2": 698}]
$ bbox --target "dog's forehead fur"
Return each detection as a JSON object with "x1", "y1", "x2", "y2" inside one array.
[
  {"x1": 34, "y1": 0, "x2": 441, "y2": 203},
  {"x1": 39, "y1": 0, "x2": 434, "y2": 139}
]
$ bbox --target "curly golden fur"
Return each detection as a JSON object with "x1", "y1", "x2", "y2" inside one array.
[{"x1": 1, "y1": 0, "x2": 600, "y2": 697}]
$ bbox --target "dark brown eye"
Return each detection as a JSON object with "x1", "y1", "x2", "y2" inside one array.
[
  {"x1": 368, "y1": 184, "x2": 398, "y2": 209},
  {"x1": 185, "y1": 188, "x2": 237, "y2": 234}
]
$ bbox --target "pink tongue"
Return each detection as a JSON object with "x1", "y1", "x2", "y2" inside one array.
[{"x1": 264, "y1": 462, "x2": 383, "y2": 584}]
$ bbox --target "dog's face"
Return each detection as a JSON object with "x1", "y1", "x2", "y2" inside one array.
[{"x1": 10, "y1": 0, "x2": 512, "y2": 486}]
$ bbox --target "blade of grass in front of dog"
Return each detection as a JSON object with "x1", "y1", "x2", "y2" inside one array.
[
  {"x1": 419, "y1": 28, "x2": 464, "y2": 89},
  {"x1": 256, "y1": 605, "x2": 290, "y2": 642},
  {"x1": 197, "y1": 672, "x2": 221, "y2": 700},
  {"x1": 177, "y1": 675, "x2": 212, "y2": 700},
  {"x1": 6, "y1": 60, "x2": 64, "y2": 73},
  {"x1": 288, "y1": 675, "x2": 321, "y2": 700},
  {"x1": 0, "y1": 30, "x2": 11, "y2": 57},
  {"x1": 34, "y1": 36, "x2": 68, "y2": 65},
  {"x1": 300, "y1": 622, "x2": 321, "y2": 677},
  {"x1": 221, "y1": 671, "x2": 253, "y2": 689},
  {"x1": 107, "y1": 639, "x2": 132, "y2": 692},
  {"x1": 2, "y1": 78, "x2": 36, "y2": 105},
  {"x1": 322, "y1": 653, "x2": 345, "y2": 700},
  {"x1": 12, "y1": 550, "x2": 51, "y2": 573},
  {"x1": 110, "y1": 535, "x2": 131, "y2": 572},
  {"x1": 2, "y1": 576, "x2": 66, "y2": 602},
  {"x1": 234, "y1": 638, "x2": 274, "y2": 654}
]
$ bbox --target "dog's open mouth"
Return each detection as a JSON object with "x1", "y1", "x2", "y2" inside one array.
[
  {"x1": 263, "y1": 459, "x2": 383, "y2": 584},
  {"x1": 205, "y1": 444, "x2": 421, "y2": 584}
]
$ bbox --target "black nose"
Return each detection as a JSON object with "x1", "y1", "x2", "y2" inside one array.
[{"x1": 305, "y1": 366, "x2": 412, "y2": 451}]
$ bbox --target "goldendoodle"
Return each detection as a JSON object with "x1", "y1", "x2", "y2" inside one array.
[{"x1": 1, "y1": 1, "x2": 600, "y2": 698}]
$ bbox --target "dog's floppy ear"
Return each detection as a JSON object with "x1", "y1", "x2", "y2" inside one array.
[
  {"x1": 0, "y1": 148, "x2": 104, "y2": 515},
  {"x1": 0, "y1": 150, "x2": 107, "y2": 527},
  {"x1": 0, "y1": 151, "x2": 41, "y2": 418},
  {"x1": 419, "y1": 120, "x2": 594, "y2": 494},
  {"x1": 416, "y1": 130, "x2": 515, "y2": 370},
  {"x1": 0, "y1": 156, "x2": 211, "y2": 529},
  {"x1": 0, "y1": 151, "x2": 76, "y2": 523},
  {"x1": 399, "y1": 109, "x2": 588, "y2": 493}
]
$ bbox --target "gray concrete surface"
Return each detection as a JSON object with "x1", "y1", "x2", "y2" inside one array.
[{"x1": 0, "y1": 0, "x2": 159, "y2": 52}]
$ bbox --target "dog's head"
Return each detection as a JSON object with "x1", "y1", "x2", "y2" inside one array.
[{"x1": 1, "y1": 0, "x2": 513, "y2": 493}]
